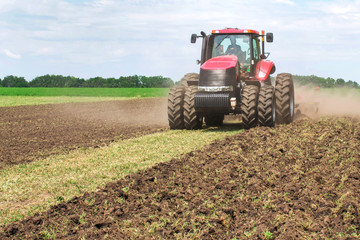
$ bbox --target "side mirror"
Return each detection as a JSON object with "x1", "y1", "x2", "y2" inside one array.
[
  {"x1": 266, "y1": 33, "x2": 273, "y2": 43},
  {"x1": 191, "y1": 34, "x2": 197, "y2": 43},
  {"x1": 261, "y1": 53, "x2": 270, "y2": 59}
]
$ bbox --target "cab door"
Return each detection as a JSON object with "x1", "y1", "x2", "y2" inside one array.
[{"x1": 250, "y1": 37, "x2": 261, "y2": 74}]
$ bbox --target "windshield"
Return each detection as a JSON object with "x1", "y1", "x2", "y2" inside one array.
[{"x1": 212, "y1": 34, "x2": 251, "y2": 67}]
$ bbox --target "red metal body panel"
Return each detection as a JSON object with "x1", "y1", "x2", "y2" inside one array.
[
  {"x1": 212, "y1": 28, "x2": 259, "y2": 35},
  {"x1": 255, "y1": 60, "x2": 275, "y2": 81},
  {"x1": 201, "y1": 56, "x2": 238, "y2": 70}
]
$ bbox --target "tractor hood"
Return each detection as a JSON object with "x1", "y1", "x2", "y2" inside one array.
[
  {"x1": 201, "y1": 56, "x2": 238, "y2": 70},
  {"x1": 199, "y1": 56, "x2": 238, "y2": 89}
]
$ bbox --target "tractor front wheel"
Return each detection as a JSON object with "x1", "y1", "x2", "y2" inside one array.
[
  {"x1": 241, "y1": 85, "x2": 259, "y2": 129},
  {"x1": 168, "y1": 85, "x2": 185, "y2": 129},
  {"x1": 184, "y1": 85, "x2": 202, "y2": 130}
]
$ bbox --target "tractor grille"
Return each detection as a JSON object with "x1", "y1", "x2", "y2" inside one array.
[{"x1": 194, "y1": 92, "x2": 230, "y2": 110}]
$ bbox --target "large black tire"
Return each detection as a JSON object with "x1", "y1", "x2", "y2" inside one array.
[
  {"x1": 205, "y1": 114, "x2": 224, "y2": 127},
  {"x1": 241, "y1": 85, "x2": 259, "y2": 129},
  {"x1": 258, "y1": 85, "x2": 276, "y2": 127},
  {"x1": 181, "y1": 73, "x2": 199, "y2": 87},
  {"x1": 184, "y1": 85, "x2": 202, "y2": 130},
  {"x1": 168, "y1": 85, "x2": 185, "y2": 129},
  {"x1": 275, "y1": 73, "x2": 294, "y2": 124}
]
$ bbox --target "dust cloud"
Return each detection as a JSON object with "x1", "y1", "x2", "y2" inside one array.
[
  {"x1": 295, "y1": 85, "x2": 360, "y2": 119},
  {"x1": 58, "y1": 90, "x2": 360, "y2": 126},
  {"x1": 58, "y1": 98, "x2": 169, "y2": 127}
]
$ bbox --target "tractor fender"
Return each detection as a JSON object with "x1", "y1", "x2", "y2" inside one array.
[{"x1": 255, "y1": 60, "x2": 276, "y2": 81}]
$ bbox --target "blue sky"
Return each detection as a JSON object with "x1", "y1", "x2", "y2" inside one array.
[{"x1": 1, "y1": 0, "x2": 360, "y2": 83}]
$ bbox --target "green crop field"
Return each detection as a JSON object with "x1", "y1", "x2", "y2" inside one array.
[
  {"x1": 0, "y1": 88, "x2": 169, "y2": 97},
  {"x1": 0, "y1": 88, "x2": 169, "y2": 107}
]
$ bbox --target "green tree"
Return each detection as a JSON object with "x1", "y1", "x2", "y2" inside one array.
[
  {"x1": 141, "y1": 76, "x2": 174, "y2": 88},
  {"x1": 2, "y1": 75, "x2": 29, "y2": 87},
  {"x1": 352, "y1": 81, "x2": 359, "y2": 88},
  {"x1": 345, "y1": 80, "x2": 359, "y2": 88},
  {"x1": 30, "y1": 75, "x2": 52, "y2": 87},
  {"x1": 335, "y1": 78, "x2": 345, "y2": 87},
  {"x1": 159, "y1": 77, "x2": 174, "y2": 88},
  {"x1": 325, "y1": 77, "x2": 335, "y2": 88},
  {"x1": 83, "y1": 77, "x2": 106, "y2": 87},
  {"x1": 51, "y1": 75, "x2": 67, "y2": 87},
  {"x1": 31, "y1": 75, "x2": 84, "y2": 87},
  {"x1": 119, "y1": 75, "x2": 142, "y2": 88},
  {"x1": 65, "y1": 77, "x2": 85, "y2": 87},
  {"x1": 107, "y1": 78, "x2": 121, "y2": 88}
]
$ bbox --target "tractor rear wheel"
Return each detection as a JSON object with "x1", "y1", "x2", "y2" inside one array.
[
  {"x1": 184, "y1": 85, "x2": 202, "y2": 130},
  {"x1": 181, "y1": 73, "x2": 199, "y2": 87},
  {"x1": 275, "y1": 73, "x2": 294, "y2": 124},
  {"x1": 241, "y1": 85, "x2": 259, "y2": 129},
  {"x1": 168, "y1": 85, "x2": 185, "y2": 129},
  {"x1": 258, "y1": 85, "x2": 276, "y2": 127},
  {"x1": 205, "y1": 114, "x2": 224, "y2": 127}
]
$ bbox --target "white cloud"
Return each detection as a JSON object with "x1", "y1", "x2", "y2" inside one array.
[
  {"x1": 35, "y1": 47, "x2": 55, "y2": 56},
  {"x1": 87, "y1": 0, "x2": 116, "y2": 7},
  {"x1": 274, "y1": 0, "x2": 295, "y2": 5},
  {"x1": 311, "y1": 0, "x2": 360, "y2": 16},
  {"x1": 4, "y1": 49, "x2": 21, "y2": 59},
  {"x1": 0, "y1": 0, "x2": 16, "y2": 12},
  {"x1": 114, "y1": 49, "x2": 125, "y2": 56}
]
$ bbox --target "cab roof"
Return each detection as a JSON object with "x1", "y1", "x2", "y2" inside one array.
[{"x1": 211, "y1": 28, "x2": 259, "y2": 35}]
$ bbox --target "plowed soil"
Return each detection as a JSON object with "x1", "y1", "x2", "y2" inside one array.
[
  {"x1": 2, "y1": 117, "x2": 359, "y2": 239},
  {"x1": 0, "y1": 98, "x2": 168, "y2": 169}
]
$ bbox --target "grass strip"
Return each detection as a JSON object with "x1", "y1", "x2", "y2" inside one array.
[
  {"x1": 0, "y1": 127, "x2": 241, "y2": 226},
  {"x1": 0, "y1": 88, "x2": 169, "y2": 97},
  {"x1": 0, "y1": 96, "x2": 136, "y2": 107}
]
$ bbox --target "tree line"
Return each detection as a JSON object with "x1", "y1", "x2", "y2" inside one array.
[
  {"x1": 0, "y1": 75, "x2": 174, "y2": 88},
  {"x1": 292, "y1": 75, "x2": 359, "y2": 88},
  {"x1": 0, "y1": 74, "x2": 358, "y2": 88}
]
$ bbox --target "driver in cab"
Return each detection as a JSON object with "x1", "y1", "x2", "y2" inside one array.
[{"x1": 225, "y1": 35, "x2": 246, "y2": 63}]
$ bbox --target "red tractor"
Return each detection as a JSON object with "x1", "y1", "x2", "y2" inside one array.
[{"x1": 168, "y1": 28, "x2": 294, "y2": 129}]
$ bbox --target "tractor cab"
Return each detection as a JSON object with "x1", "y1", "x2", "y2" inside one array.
[
  {"x1": 191, "y1": 28, "x2": 275, "y2": 83},
  {"x1": 210, "y1": 31, "x2": 257, "y2": 73}
]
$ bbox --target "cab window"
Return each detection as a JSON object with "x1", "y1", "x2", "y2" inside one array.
[
  {"x1": 211, "y1": 35, "x2": 251, "y2": 66},
  {"x1": 252, "y1": 38, "x2": 260, "y2": 60}
]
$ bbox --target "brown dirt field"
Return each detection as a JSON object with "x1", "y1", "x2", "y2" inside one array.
[
  {"x1": 2, "y1": 117, "x2": 359, "y2": 239},
  {"x1": 0, "y1": 98, "x2": 168, "y2": 169}
]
